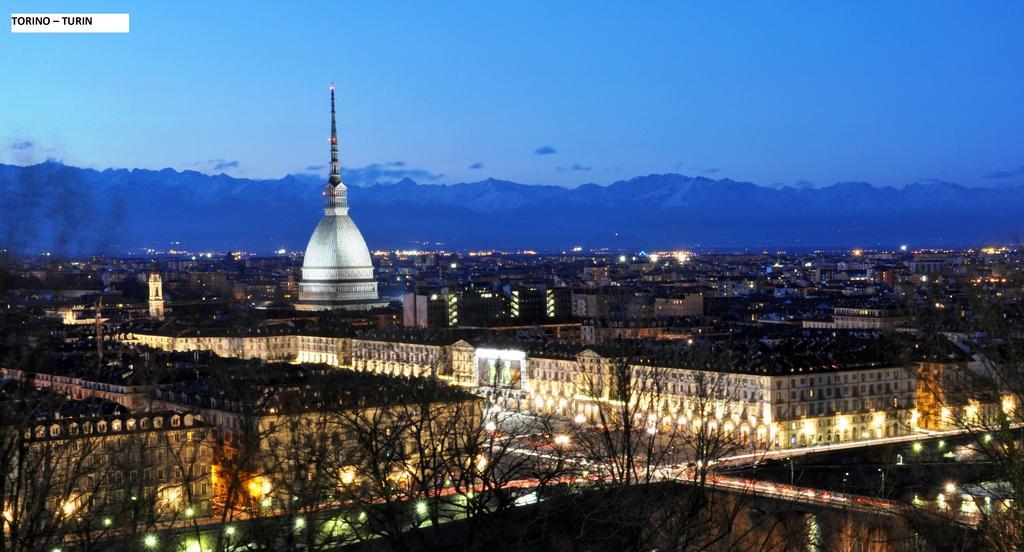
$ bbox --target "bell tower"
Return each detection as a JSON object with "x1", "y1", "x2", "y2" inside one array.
[{"x1": 148, "y1": 264, "x2": 165, "y2": 320}]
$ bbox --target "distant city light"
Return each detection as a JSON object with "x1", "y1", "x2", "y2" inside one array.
[
  {"x1": 899, "y1": 244, "x2": 908, "y2": 252},
  {"x1": 618, "y1": 255, "x2": 627, "y2": 263},
  {"x1": 450, "y1": 263, "x2": 457, "y2": 269},
  {"x1": 276, "y1": 248, "x2": 287, "y2": 255},
  {"x1": 571, "y1": 246, "x2": 583, "y2": 252},
  {"x1": 851, "y1": 249, "x2": 863, "y2": 257}
]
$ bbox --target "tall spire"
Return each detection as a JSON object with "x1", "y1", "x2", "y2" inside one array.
[{"x1": 328, "y1": 82, "x2": 342, "y2": 187}]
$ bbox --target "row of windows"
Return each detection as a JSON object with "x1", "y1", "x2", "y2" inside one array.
[{"x1": 33, "y1": 415, "x2": 195, "y2": 438}]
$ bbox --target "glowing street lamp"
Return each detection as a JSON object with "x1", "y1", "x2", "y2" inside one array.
[
  {"x1": 553, "y1": 434, "x2": 571, "y2": 447},
  {"x1": 143, "y1": 534, "x2": 158, "y2": 548}
]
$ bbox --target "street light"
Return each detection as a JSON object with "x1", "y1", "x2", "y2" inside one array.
[
  {"x1": 553, "y1": 434, "x2": 571, "y2": 447},
  {"x1": 143, "y1": 534, "x2": 158, "y2": 548}
]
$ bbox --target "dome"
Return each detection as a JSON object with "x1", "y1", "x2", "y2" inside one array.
[
  {"x1": 302, "y1": 214, "x2": 372, "y2": 271},
  {"x1": 296, "y1": 209, "x2": 381, "y2": 311}
]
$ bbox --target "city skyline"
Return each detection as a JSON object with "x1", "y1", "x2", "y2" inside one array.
[
  {"x1": 3, "y1": 5, "x2": 1024, "y2": 550},
  {"x1": 4, "y1": 2, "x2": 1024, "y2": 189}
]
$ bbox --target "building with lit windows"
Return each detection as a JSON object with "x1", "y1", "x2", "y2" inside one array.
[
  {"x1": 149, "y1": 364, "x2": 480, "y2": 515},
  {"x1": 23, "y1": 407, "x2": 213, "y2": 523},
  {"x1": 832, "y1": 306, "x2": 906, "y2": 330},
  {"x1": 121, "y1": 325, "x2": 976, "y2": 450}
]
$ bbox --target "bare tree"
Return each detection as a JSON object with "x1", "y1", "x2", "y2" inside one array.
[
  {"x1": 908, "y1": 285, "x2": 1024, "y2": 551},
  {"x1": 557, "y1": 340, "x2": 773, "y2": 552}
]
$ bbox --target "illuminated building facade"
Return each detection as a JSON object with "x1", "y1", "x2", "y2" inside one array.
[
  {"x1": 121, "y1": 328, "x2": 961, "y2": 450},
  {"x1": 150, "y1": 366, "x2": 481, "y2": 515},
  {"x1": 24, "y1": 411, "x2": 212, "y2": 522}
]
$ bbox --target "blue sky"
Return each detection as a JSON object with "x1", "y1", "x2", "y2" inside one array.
[{"x1": 3, "y1": 1, "x2": 1023, "y2": 188}]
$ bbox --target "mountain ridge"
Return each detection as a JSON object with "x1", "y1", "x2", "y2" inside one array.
[{"x1": 1, "y1": 162, "x2": 1021, "y2": 254}]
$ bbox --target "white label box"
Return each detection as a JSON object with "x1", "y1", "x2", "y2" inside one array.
[{"x1": 11, "y1": 13, "x2": 130, "y2": 33}]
